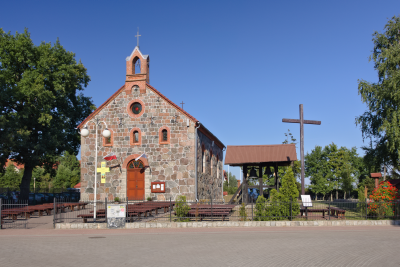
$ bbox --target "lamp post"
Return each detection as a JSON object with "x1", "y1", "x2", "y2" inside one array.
[{"x1": 80, "y1": 118, "x2": 110, "y2": 222}]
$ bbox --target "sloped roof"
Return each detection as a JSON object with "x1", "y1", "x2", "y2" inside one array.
[
  {"x1": 225, "y1": 144, "x2": 297, "y2": 166},
  {"x1": 370, "y1": 173, "x2": 382, "y2": 178},
  {"x1": 77, "y1": 83, "x2": 225, "y2": 149}
]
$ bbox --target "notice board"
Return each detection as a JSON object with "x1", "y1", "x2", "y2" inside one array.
[{"x1": 107, "y1": 204, "x2": 126, "y2": 229}]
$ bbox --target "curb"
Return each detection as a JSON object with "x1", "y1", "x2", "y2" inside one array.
[{"x1": 55, "y1": 219, "x2": 400, "y2": 230}]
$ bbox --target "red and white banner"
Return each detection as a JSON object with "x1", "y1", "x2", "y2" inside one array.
[
  {"x1": 104, "y1": 152, "x2": 117, "y2": 161},
  {"x1": 135, "y1": 153, "x2": 148, "y2": 161}
]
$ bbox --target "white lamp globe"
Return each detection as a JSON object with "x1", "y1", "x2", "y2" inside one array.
[
  {"x1": 102, "y1": 129, "x2": 111, "y2": 138},
  {"x1": 80, "y1": 128, "x2": 89, "y2": 137}
]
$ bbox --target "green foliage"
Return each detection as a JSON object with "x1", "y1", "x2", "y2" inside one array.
[
  {"x1": 114, "y1": 197, "x2": 120, "y2": 202},
  {"x1": 223, "y1": 171, "x2": 238, "y2": 194},
  {"x1": 174, "y1": 195, "x2": 190, "y2": 222},
  {"x1": 239, "y1": 202, "x2": 247, "y2": 221},
  {"x1": 147, "y1": 196, "x2": 152, "y2": 201},
  {"x1": 0, "y1": 28, "x2": 94, "y2": 199},
  {"x1": 356, "y1": 16, "x2": 400, "y2": 173},
  {"x1": 305, "y1": 143, "x2": 360, "y2": 199},
  {"x1": 254, "y1": 195, "x2": 267, "y2": 221},
  {"x1": 0, "y1": 164, "x2": 23, "y2": 189},
  {"x1": 53, "y1": 152, "x2": 81, "y2": 188}
]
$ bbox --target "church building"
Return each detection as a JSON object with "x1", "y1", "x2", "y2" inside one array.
[{"x1": 78, "y1": 43, "x2": 225, "y2": 201}]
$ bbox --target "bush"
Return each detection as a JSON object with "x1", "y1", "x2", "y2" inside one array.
[
  {"x1": 254, "y1": 195, "x2": 267, "y2": 221},
  {"x1": 368, "y1": 181, "x2": 399, "y2": 219},
  {"x1": 147, "y1": 196, "x2": 152, "y2": 201},
  {"x1": 114, "y1": 197, "x2": 120, "y2": 202},
  {"x1": 174, "y1": 195, "x2": 191, "y2": 222},
  {"x1": 239, "y1": 202, "x2": 247, "y2": 221}
]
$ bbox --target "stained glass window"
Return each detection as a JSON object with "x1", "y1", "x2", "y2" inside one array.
[
  {"x1": 134, "y1": 131, "x2": 139, "y2": 143},
  {"x1": 129, "y1": 160, "x2": 144, "y2": 169},
  {"x1": 131, "y1": 103, "x2": 142, "y2": 115},
  {"x1": 162, "y1": 129, "x2": 168, "y2": 141}
]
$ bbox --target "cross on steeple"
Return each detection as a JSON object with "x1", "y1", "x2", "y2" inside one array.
[
  {"x1": 180, "y1": 101, "x2": 185, "y2": 109},
  {"x1": 135, "y1": 27, "x2": 141, "y2": 48}
]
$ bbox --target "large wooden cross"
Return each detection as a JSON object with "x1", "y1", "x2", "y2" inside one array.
[
  {"x1": 180, "y1": 101, "x2": 185, "y2": 109},
  {"x1": 282, "y1": 104, "x2": 321, "y2": 195}
]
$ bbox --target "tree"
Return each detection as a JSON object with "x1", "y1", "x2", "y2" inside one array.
[
  {"x1": 356, "y1": 16, "x2": 400, "y2": 175},
  {"x1": 223, "y1": 172, "x2": 238, "y2": 194},
  {"x1": 0, "y1": 164, "x2": 23, "y2": 189},
  {"x1": 0, "y1": 29, "x2": 94, "y2": 199}
]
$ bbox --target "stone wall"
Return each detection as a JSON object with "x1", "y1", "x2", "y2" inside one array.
[
  {"x1": 196, "y1": 130, "x2": 224, "y2": 200},
  {"x1": 80, "y1": 85, "x2": 197, "y2": 201}
]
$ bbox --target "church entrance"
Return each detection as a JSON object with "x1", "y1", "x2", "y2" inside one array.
[{"x1": 127, "y1": 160, "x2": 145, "y2": 200}]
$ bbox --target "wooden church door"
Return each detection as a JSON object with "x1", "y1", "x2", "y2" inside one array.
[{"x1": 127, "y1": 160, "x2": 145, "y2": 200}]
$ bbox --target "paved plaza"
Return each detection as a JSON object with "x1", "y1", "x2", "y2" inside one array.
[{"x1": 0, "y1": 226, "x2": 399, "y2": 266}]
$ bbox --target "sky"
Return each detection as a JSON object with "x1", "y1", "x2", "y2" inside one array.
[{"x1": 2, "y1": 0, "x2": 400, "y2": 183}]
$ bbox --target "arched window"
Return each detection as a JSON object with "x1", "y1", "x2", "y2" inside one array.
[
  {"x1": 130, "y1": 128, "x2": 141, "y2": 146},
  {"x1": 159, "y1": 126, "x2": 170, "y2": 144},
  {"x1": 133, "y1": 57, "x2": 141, "y2": 74},
  {"x1": 103, "y1": 129, "x2": 113, "y2": 147}
]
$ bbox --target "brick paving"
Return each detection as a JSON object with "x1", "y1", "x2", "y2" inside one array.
[{"x1": 0, "y1": 226, "x2": 400, "y2": 266}]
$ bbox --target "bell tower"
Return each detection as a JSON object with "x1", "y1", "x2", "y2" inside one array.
[{"x1": 125, "y1": 29, "x2": 150, "y2": 94}]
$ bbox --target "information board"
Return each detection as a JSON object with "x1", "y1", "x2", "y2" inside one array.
[
  {"x1": 107, "y1": 204, "x2": 126, "y2": 229},
  {"x1": 301, "y1": 195, "x2": 313, "y2": 207}
]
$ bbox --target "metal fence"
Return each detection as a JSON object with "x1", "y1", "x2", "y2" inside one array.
[
  {"x1": 0, "y1": 199, "x2": 29, "y2": 229},
  {"x1": 52, "y1": 199, "x2": 400, "y2": 227}
]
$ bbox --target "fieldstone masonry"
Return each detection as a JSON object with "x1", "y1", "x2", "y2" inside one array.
[{"x1": 79, "y1": 46, "x2": 224, "y2": 201}]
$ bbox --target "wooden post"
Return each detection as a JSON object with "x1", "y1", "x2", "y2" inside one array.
[
  {"x1": 300, "y1": 104, "x2": 305, "y2": 195},
  {"x1": 242, "y1": 165, "x2": 248, "y2": 204},
  {"x1": 275, "y1": 163, "x2": 279, "y2": 192},
  {"x1": 259, "y1": 164, "x2": 263, "y2": 199}
]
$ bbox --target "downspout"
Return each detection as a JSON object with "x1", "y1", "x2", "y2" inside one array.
[
  {"x1": 222, "y1": 147, "x2": 226, "y2": 202},
  {"x1": 195, "y1": 122, "x2": 201, "y2": 201}
]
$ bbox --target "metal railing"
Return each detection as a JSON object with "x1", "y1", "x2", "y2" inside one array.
[
  {"x1": 51, "y1": 199, "x2": 400, "y2": 227},
  {"x1": 0, "y1": 198, "x2": 29, "y2": 229}
]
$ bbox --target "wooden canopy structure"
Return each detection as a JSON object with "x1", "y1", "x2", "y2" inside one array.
[{"x1": 224, "y1": 144, "x2": 297, "y2": 203}]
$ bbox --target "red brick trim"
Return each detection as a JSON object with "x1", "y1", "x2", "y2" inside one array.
[
  {"x1": 103, "y1": 129, "x2": 114, "y2": 147},
  {"x1": 122, "y1": 154, "x2": 149, "y2": 170},
  {"x1": 127, "y1": 99, "x2": 145, "y2": 118},
  {"x1": 130, "y1": 127, "x2": 142, "y2": 146},
  {"x1": 159, "y1": 126, "x2": 170, "y2": 145}
]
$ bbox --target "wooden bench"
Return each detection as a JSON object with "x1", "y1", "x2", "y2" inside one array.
[
  {"x1": 300, "y1": 208, "x2": 328, "y2": 219},
  {"x1": 77, "y1": 213, "x2": 106, "y2": 223},
  {"x1": 329, "y1": 207, "x2": 346, "y2": 219}
]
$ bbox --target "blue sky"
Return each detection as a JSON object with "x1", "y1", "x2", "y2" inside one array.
[{"x1": 2, "y1": 0, "x2": 399, "y2": 183}]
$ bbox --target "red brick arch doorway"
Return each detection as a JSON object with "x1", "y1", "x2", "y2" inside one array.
[{"x1": 127, "y1": 160, "x2": 145, "y2": 201}]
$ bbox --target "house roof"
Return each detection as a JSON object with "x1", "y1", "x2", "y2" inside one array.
[
  {"x1": 370, "y1": 173, "x2": 382, "y2": 178},
  {"x1": 5, "y1": 159, "x2": 24, "y2": 170},
  {"x1": 77, "y1": 83, "x2": 225, "y2": 149},
  {"x1": 74, "y1": 182, "x2": 81, "y2": 188},
  {"x1": 224, "y1": 144, "x2": 297, "y2": 166}
]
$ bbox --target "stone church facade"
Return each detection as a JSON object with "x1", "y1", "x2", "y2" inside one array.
[{"x1": 78, "y1": 46, "x2": 225, "y2": 201}]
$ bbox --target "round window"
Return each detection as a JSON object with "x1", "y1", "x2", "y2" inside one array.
[{"x1": 131, "y1": 102, "x2": 142, "y2": 115}]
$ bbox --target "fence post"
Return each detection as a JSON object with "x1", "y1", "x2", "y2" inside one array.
[
  {"x1": 365, "y1": 198, "x2": 368, "y2": 220},
  {"x1": 105, "y1": 197, "x2": 108, "y2": 222},
  {"x1": 53, "y1": 197, "x2": 56, "y2": 229},
  {"x1": 0, "y1": 197, "x2": 2, "y2": 230},
  {"x1": 328, "y1": 201, "x2": 330, "y2": 221},
  {"x1": 169, "y1": 197, "x2": 172, "y2": 222},
  {"x1": 290, "y1": 197, "x2": 292, "y2": 221},
  {"x1": 211, "y1": 196, "x2": 213, "y2": 222}
]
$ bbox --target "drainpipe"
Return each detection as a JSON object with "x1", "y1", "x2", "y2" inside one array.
[
  {"x1": 195, "y1": 122, "x2": 201, "y2": 201},
  {"x1": 222, "y1": 147, "x2": 226, "y2": 202}
]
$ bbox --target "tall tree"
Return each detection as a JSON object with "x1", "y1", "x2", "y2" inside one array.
[
  {"x1": 356, "y1": 16, "x2": 400, "y2": 175},
  {"x1": 0, "y1": 29, "x2": 94, "y2": 199}
]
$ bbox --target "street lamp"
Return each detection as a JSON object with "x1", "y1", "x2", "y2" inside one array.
[{"x1": 80, "y1": 118, "x2": 109, "y2": 222}]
